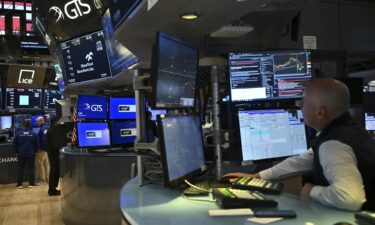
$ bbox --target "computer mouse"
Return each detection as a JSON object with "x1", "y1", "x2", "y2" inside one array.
[{"x1": 333, "y1": 222, "x2": 353, "y2": 225}]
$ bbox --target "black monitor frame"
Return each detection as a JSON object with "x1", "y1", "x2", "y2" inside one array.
[
  {"x1": 157, "y1": 113, "x2": 206, "y2": 187},
  {"x1": 150, "y1": 32, "x2": 199, "y2": 109}
]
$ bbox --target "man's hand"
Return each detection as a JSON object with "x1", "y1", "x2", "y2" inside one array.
[
  {"x1": 221, "y1": 172, "x2": 260, "y2": 182},
  {"x1": 300, "y1": 183, "x2": 314, "y2": 200}
]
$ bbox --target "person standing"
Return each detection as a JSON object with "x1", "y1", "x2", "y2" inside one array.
[
  {"x1": 14, "y1": 120, "x2": 39, "y2": 188},
  {"x1": 46, "y1": 118, "x2": 73, "y2": 196},
  {"x1": 36, "y1": 116, "x2": 50, "y2": 184}
]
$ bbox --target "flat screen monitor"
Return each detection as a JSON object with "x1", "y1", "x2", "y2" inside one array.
[
  {"x1": 77, "y1": 95, "x2": 108, "y2": 120},
  {"x1": 110, "y1": 120, "x2": 137, "y2": 145},
  {"x1": 44, "y1": 89, "x2": 63, "y2": 109},
  {"x1": 364, "y1": 92, "x2": 375, "y2": 113},
  {"x1": 102, "y1": 9, "x2": 139, "y2": 76},
  {"x1": 6, "y1": 64, "x2": 46, "y2": 89},
  {"x1": 229, "y1": 51, "x2": 312, "y2": 102},
  {"x1": 77, "y1": 122, "x2": 110, "y2": 147},
  {"x1": 31, "y1": 115, "x2": 45, "y2": 127},
  {"x1": 157, "y1": 114, "x2": 205, "y2": 187},
  {"x1": 59, "y1": 30, "x2": 111, "y2": 85},
  {"x1": 1, "y1": 116, "x2": 12, "y2": 130},
  {"x1": 151, "y1": 32, "x2": 198, "y2": 109},
  {"x1": 5, "y1": 88, "x2": 42, "y2": 109},
  {"x1": 238, "y1": 108, "x2": 307, "y2": 161},
  {"x1": 108, "y1": 0, "x2": 142, "y2": 30},
  {"x1": 365, "y1": 112, "x2": 375, "y2": 131},
  {"x1": 109, "y1": 97, "x2": 136, "y2": 120}
]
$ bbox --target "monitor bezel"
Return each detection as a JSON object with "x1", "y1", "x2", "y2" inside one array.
[
  {"x1": 150, "y1": 31, "x2": 199, "y2": 109},
  {"x1": 157, "y1": 113, "x2": 206, "y2": 187},
  {"x1": 76, "y1": 122, "x2": 111, "y2": 148},
  {"x1": 236, "y1": 107, "x2": 308, "y2": 163},
  {"x1": 228, "y1": 50, "x2": 312, "y2": 103}
]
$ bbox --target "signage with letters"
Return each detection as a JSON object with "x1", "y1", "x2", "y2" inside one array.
[{"x1": 6, "y1": 65, "x2": 46, "y2": 88}]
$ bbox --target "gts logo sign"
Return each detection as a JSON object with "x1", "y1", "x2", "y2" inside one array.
[{"x1": 83, "y1": 103, "x2": 103, "y2": 112}]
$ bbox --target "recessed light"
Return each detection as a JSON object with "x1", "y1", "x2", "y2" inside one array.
[{"x1": 180, "y1": 12, "x2": 200, "y2": 20}]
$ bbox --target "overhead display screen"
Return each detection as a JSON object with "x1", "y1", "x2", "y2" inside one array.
[
  {"x1": 44, "y1": 89, "x2": 63, "y2": 109},
  {"x1": 5, "y1": 88, "x2": 42, "y2": 109},
  {"x1": 6, "y1": 64, "x2": 47, "y2": 89},
  {"x1": 60, "y1": 30, "x2": 111, "y2": 85}
]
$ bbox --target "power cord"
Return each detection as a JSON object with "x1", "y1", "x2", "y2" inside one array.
[{"x1": 184, "y1": 179, "x2": 210, "y2": 193}]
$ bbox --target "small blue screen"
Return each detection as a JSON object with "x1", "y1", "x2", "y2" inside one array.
[
  {"x1": 110, "y1": 121, "x2": 137, "y2": 145},
  {"x1": 77, "y1": 95, "x2": 108, "y2": 119},
  {"x1": 109, "y1": 97, "x2": 136, "y2": 119},
  {"x1": 77, "y1": 122, "x2": 110, "y2": 147}
]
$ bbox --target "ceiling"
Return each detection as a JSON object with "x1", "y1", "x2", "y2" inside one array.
[{"x1": 114, "y1": 0, "x2": 305, "y2": 68}]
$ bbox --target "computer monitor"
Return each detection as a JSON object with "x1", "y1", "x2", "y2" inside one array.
[
  {"x1": 59, "y1": 30, "x2": 112, "y2": 85},
  {"x1": 31, "y1": 115, "x2": 45, "y2": 127},
  {"x1": 157, "y1": 114, "x2": 205, "y2": 187},
  {"x1": 150, "y1": 32, "x2": 198, "y2": 109},
  {"x1": 77, "y1": 95, "x2": 108, "y2": 120},
  {"x1": 102, "y1": 9, "x2": 139, "y2": 76},
  {"x1": 365, "y1": 112, "x2": 375, "y2": 131},
  {"x1": 5, "y1": 88, "x2": 42, "y2": 109},
  {"x1": 43, "y1": 89, "x2": 63, "y2": 109},
  {"x1": 1, "y1": 116, "x2": 12, "y2": 130},
  {"x1": 109, "y1": 97, "x2": 136, "y2": 120},
  {"x1": 229, "y1": 51, "x2": 312, "y2": 102},
  {"x1": 77, "y1": 122, "x2": 110, "y2": 147},
  {"x1": 110, "y1": 120, "x2": 137, "y2": 145},
  {"x1": 237, "y1": 108, "x2": 307, "y2": 162}
]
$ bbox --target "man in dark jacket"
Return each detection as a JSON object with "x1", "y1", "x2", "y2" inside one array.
[
  {"x1": 46, "y1": 119, "x2": 73, "y2": 196},
  {"x1": 14, "y1": 120, "x2": 39, "y2": 188}
]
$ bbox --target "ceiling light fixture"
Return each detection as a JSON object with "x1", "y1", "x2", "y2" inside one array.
[{"x1": 180, "y1": 12, "x2": 200, "y2": 20}]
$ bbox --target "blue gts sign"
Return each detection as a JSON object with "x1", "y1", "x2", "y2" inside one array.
[{"x1": 77, "y1": 95, "x2": 107, "y2": 119}]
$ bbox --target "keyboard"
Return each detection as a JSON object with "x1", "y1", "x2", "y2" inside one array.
[
  {"x1": 231, "y1": 177, "x2": 283, "y2": 195},
  {"x1": 183, "y1": 180, "x2": 230, "y2": 196},
  {"x1": 212, "y1": 187, "x2": 278, "y2": 209},
  {"x1": 355, "y1": 211, "x2": 375, "y2": 225}
]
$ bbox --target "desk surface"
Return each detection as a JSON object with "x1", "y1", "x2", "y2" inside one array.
[{"x1": 120, "y1": 178, "x2": 358, "y2": 225}]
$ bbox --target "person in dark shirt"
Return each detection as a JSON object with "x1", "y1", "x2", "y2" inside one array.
[
  {"x1": 14, "y1": 120, "x2": 39, "y2": 188},
  {"x1": 46, "y1": 118, "x2": 73, "y2": 196},
  {"x1": 36, "y1": 116, "x2": 50, "y2": 183}
]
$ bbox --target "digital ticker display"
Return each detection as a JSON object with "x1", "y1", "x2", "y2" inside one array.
[
  {"x1": 5, "y1": 88, "x2": 42, "y2": 109},
  {"x1": 60, "y1": 30, "x2": 111, "y2": 85}
]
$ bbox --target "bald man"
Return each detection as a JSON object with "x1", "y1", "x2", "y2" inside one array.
[
  {"x1": 36, "y1": 116, "x2": 50, "y2": 183},
  {"x1": 223, "y1": 78, "x2": 375, "y2": 211}
]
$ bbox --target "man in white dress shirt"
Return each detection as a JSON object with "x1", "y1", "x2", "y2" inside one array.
[{"x1": 223, "y1": 78, "x2": 375, "y2": 211}]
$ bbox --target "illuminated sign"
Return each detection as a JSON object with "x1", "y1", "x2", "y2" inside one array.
[
  {"x1": 18, "y1": 69, "x2": 35, "y2": 84},
  {"x1": 49, "y1": 0, "x2": 91, "y2": 22}
]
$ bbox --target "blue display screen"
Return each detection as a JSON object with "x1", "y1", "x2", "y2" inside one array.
[
  {"x1": 109, "y1": 97, "x2": 136, "y2": 119},
  {"x1": 77, "y1": 122, "x2": 110, "y2": 147},
  {"x1": 31, "y1": 115, "x2": 44, "y2": 127},
  {"x1": 77, "y1": 95, "x2": 108, "y2": 119},
  {"x1": 110, "y1": 121, "x2": 137, "y2": 145}
]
